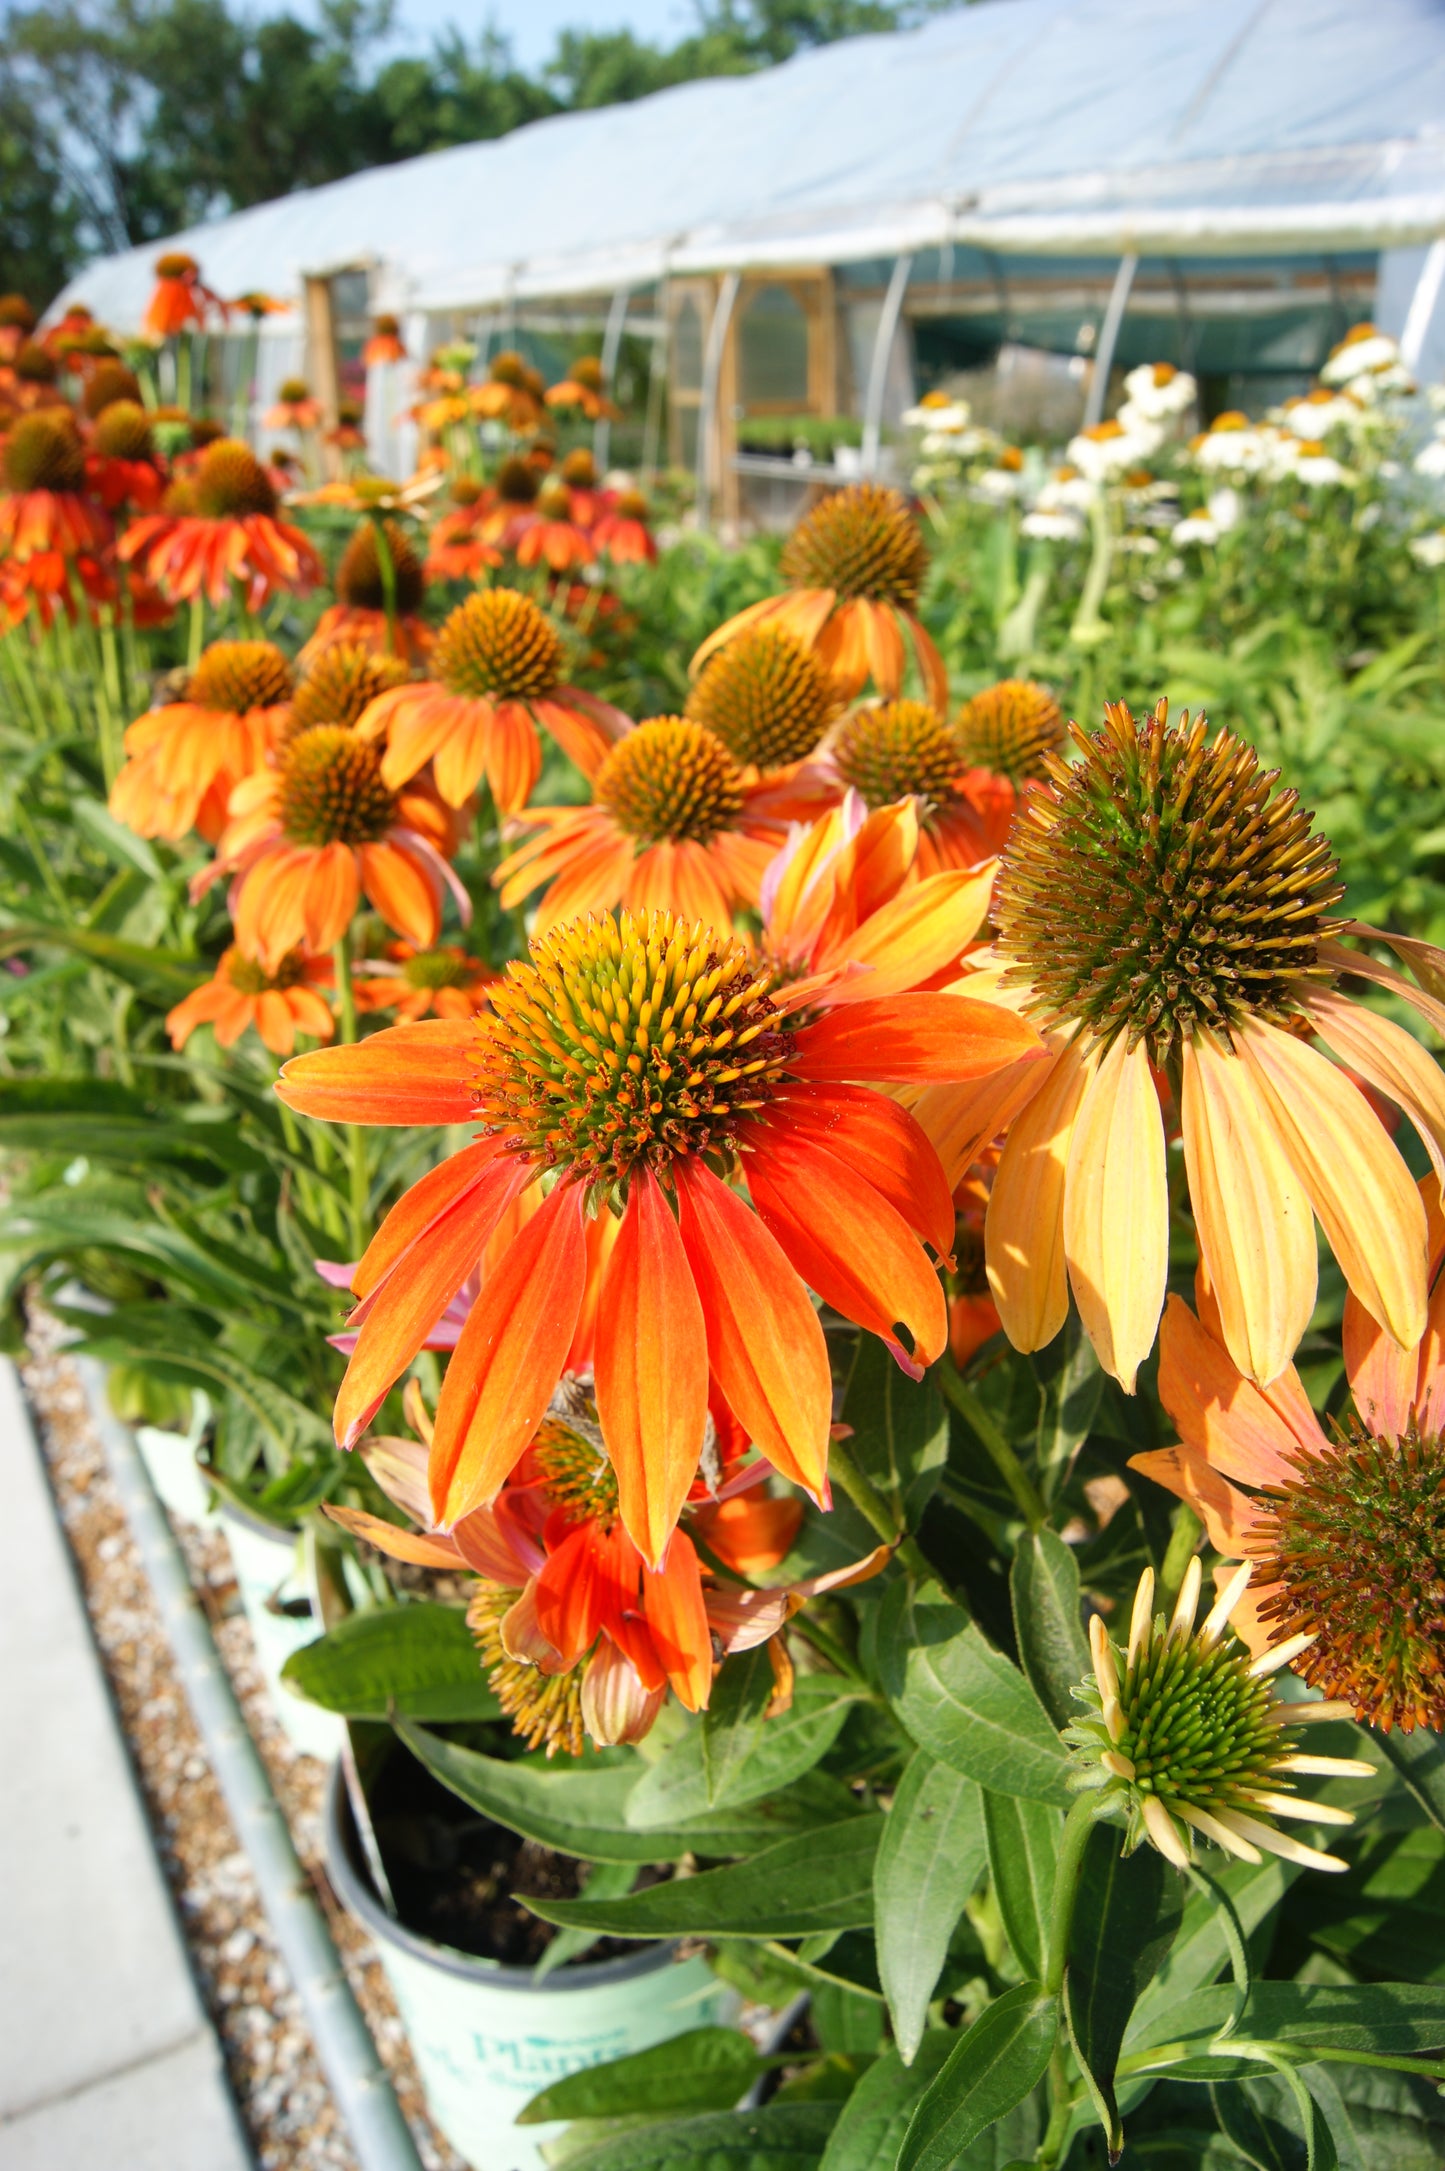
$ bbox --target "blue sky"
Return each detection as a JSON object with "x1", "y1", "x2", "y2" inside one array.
[{"x1": 379, "y1": 0, "x2": 697, "y2": 69}]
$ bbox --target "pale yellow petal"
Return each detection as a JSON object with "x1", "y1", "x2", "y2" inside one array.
[
  {"x1": 1062, "y1": 1036, "x2": 1168, "y2": 1393},
  {"x1": 1235, "y1": 1016, "x2": 1427, "y2": 1353},
  {"x1": 1303, "y1": 984, "x2": 1445, "y2": 1188},
  {"x1": 1181, "y1": 1031, "x2": 1316, "y2": 1385},
  {"x1": 985, "y1": 1034, "x2": 1094, "y2": 1353}
]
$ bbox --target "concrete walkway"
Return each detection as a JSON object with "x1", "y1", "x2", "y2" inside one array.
[{"x1": 0, "y1": 1359, "x2": 253, "y2": 2170}]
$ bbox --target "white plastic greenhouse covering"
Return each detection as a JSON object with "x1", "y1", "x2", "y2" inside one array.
[{"x1": 54, "y1": 0, "x2": 1445, "y2": 332}]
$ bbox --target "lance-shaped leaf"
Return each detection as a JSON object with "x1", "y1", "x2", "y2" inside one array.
[
  {"x1": 281, "y1": 1604, "x2": 502, "y2": 1722},
  {"x1": 550, "y1": 2103, "x2": 841, "y2": 2170},
  {"x1": 880, "y1": 1580, "x2": 1070, "y2": 1805},
  {"x1": 519, "y1": 2028, "x2": 762, "y2": 2124},
  {"x1": 984, "y1": 1790, "x2": 1062, "y2": 1982},
  {"x1": 898, "y1": 1983, "x2": 1059, "y2": 2171},
  {"x1": 1064, "y1": 1823, "x2": 1184, "y2": 2158},
  {"x1": 875, "y1": 1751, "x2": 987, "y2": 2063},
  {"x1": 1010, "y1": 1527, "x2": 1090, "y2": 1731}
]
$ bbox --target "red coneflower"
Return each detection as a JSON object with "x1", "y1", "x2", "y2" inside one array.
[
  {"x1": 86, "y1": 400, "x2": 165, "y2": 513},
  {"x1": 144, "y1": 252, "x2": 223, "y2": 339},
  {"x1": 545, "y1": 355, "x2": 618, "y2": 423},
  {"x1": 167, "y1": 945, "x2": 334, "y2": 1057},
  {"x1": 363, "y1": 315, "x2": 407, "y2": 367},
  {"x1": 593, "y1": 486, "x2": 657, "y2": 565},
  {"x1": 301, "y1": 518, "x2": 432, "y2": 666},
  {"x1": 263, "y1": 377, "x2": 323, "y2": 431},
  {"x1": 0, "y1": 409, "x2": 112, "y2": 560},
  {"x1": 820, "y1": 699, "x2": 1017, "y2": 874},
  {"x1": 119, "y1": 438, "x2": 323, "y2": 608},
  {"x1": 354, "y1": 940, "x2": 498, "y2": 1023}
]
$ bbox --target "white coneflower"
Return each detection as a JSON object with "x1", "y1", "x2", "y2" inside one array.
[{"x1": 1065, "y1": 1560, "x2": 1374, "y2": 1874}]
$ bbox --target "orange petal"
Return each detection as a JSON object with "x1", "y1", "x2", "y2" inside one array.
[
  {"x1": 1181, "y1": 1032, "x2": 1316, "y2": 1386},
  {"x1": 1125, "y1": 1446, "x2": 1263, "y2": 1557},
  {"x1": 908, "y1": 1053, "x2": 1051, "y2": 1191},
  {"x1": 1157, "y1": 1292, "x2": 1322, "y2": 1488},
  {"x1": 351, "y1": 1139, "x2": 507, "y2": 1301},
  {"x1": 986, "y1": 1036, "x2": 1093, "y2": 1354},
  {"x1": 674, "y1": 1160, "x2": 832, "y2": 1502},
  {"x1": 792, "y1": 992, "x2": 1043, "y2": 1082},
  {"x1": 277, "y1": 1018, "x2": 481, "y2": 1124},
  {"x1": 691, "y1": 1493, "x2": 804, "y2": 1576},
  {"x1": 1304, "y1": 984, "x2": 1445, "y2": 1190},
  {"x1": 533, "y1": 1517, "x2": 635, "y2": 1668},
  {"x1": 745, "y1": 1128, "x2": 947, "y2": 1376},
  {"x1": 593, "y1": 1170, "x2": 710, "y2": 1569},
  {"x1": 360, "y1": 839, "x2": 441, "y2": 948},
  {"x1": 321, "y1": 1502, "x2": 463, "y2": 1570},
  {"x1": 822, "y1": 867, "x2": 997, "y2": 1003},
  {"x1": 1062, "y1": 1035, "x2": 1168, "y2": 1393},
  {"x1": 1236, "y1": 1016, "x2": 1427, "y2": 1354},
  {"x1": 641, "y1": 1531, "x2": 713, "y2": 1712},
  {"x1": 429, "y1": 1181, "x2": 587, "y2": 1525},
  {"x1": 767, "y1": 1082, "x2": 954, "y2": 1252}
]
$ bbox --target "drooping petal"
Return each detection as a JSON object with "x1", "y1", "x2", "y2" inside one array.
[
  {"x1": 1236, "y1": 1016, "x2": 1427, "y2": 1353},
  {"x1": 581, "y1": 1639, "x2": 666, "y2": 1746},
  {"x1": 1062, "y1": 1035, "x2": 1169, "y2": 1393},
  {"x1": 908, "y1": 1053, "x2": 1051, "y2": 1191},
  {"x1": 641, "y1": 1531, "x2": 713, "y2": 1711},
  {"x1": 791, "y1": 992, "x2": 1043, "y2": 1082},
  {"x1": 1125, "y1": 1448, "x2": 1263, "y2": 1557},
  {"x1": 986, "y1": 1036, "x2": 1093, "y2": 1354},
  {"x1": 277, "y1": 1018, "x2": 481, "y2": 1124},
  {"x1": 766, "y1": 1083, "x2": 954, "y2": 1252},
  {"x1": 350, "y1": 1140, "x2": 508, "y2": 1302},
  {"x1": 321, "y1": 1502, "x2": 463, "y2": 1570},
  {"x1": 532, "y1": 1517, "x2": 634, "y2": 1668},
  {"x1": 1181, "y1": 1032, "x2": 1317, "y2": 1386},
  {"x1": 690, "y1": 1493, "x2": 804, "y2": 1576},
  {"x1": 1303, "y1": 984, "x2": 1445, "y2": 1188},
  {"x1": 674, "y1": 1160, "x2": 832, "y2": 1502},
  {"x1": 1156, "y1": 1293, "x2": 1322, "y2": 1487},
  {"x1": 429, "y1": 1182, "x2": 587, "y2": 1526},
  {"x1": 593, "y1": 1170, "x2": 710, "y2": 1568}
]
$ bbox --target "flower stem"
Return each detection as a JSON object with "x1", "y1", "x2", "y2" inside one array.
[
  {"x1": 331, "y1": 936, "x2": 370, "y2": 1260},
  {"x1": 187, "y1": 594, "x2": 206, "y2": 670},
  {"x1": 1158, "y1": 1502, "x2": 1203, "y2": 1617},
  {"x1": 826, "y1": 1437, "x2": 934, "y2": 1584},
  {"x1": 1044, "y1": 1793, "x2": 1099, "y2": 1999},
  {"x1": 935, "y1": 1354, "x2": 1046, "y2": 1530}
]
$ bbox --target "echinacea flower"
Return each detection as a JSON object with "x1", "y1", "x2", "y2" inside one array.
[
  {"x1": 946, "y1": 1158, "x2": 1001, "y2": 1366},
  {"x1": 954, "y1": 678, "x2": 1062, "y2": 784},
  {"x1": 111, "y1": 639, "x2": 293, "y2": 843},
  {"x1": 469, "y1": 351, "x2": 545, "y2": 432},
  {"x1": 423, "y1": 479, "x2": 503, "y2": 582},
  {"x1": 0, "y1": 410, "x2": 112, "y2": 560},
  {"x1": 1319, "y1": 322, "x2": 1402, "y2": 387},
  {"x1": 592, "y1": 486, "x2": 657, "y2": 565},
  {"x1": 363, "y1": 314, "x2": 407, "y2": 367},
  {"x1": 287, "y1": 642, "x2": 411, "y2": 738},
  {"x1": 1067, "y1": 1559, "x2": 1371, "y2": 1873},
  {"x1": 120, "y1": 437, "x2": 322, "y2": 608},
  {"x1": 822, "y1": 699, "x2": 1016, "y2": 874},
  {"x1": 494, "y1": 716, "x2": 783, "y2": 928},
  {"x1": 692, "y1": 482, "x2": 947, "y2": 709},
  {"x1": 193, "y1": 724, "x2": 468, "y2": 968},
  {"x1": 929, "y1": 697, "x2": 1445, "y2": 1397},
  {"x1": 301, "y1": 517, "x2": 432, "y2": 665},
  {"x1": 166, "y1": 944, "x2": 333, "y2": 1056},
  {"x1": 80, "y1": 360, "x2": 143, "y2": 419},
  {"x1": 685, "y1": 624, "x2": 843, "y2": 776},
  {"x1": 513, "y1": 478, "x2": 595, "y2": 571},
  {"x1": 545, "y1": 355, "x2": 618, "y2": 422},
  {"x1": 1119, "y1": 361, "x2": 1197, "y2": 421},
  {"x1": 1135, "y1": 1229, "x2": 1445, "y2": 1735},
  {"x1": 354, "y1": 940, "x2": 497, "y2": 1022},
  {"x1": 0, "y1": 293, "x2": 36, "y2": 362},
  {"x1": 143, "y1": 252, "x2": 222, "y2": 340},
  {"x1": 264, "y1": 377, "x2": 322, "y2": 431},
  {"x1": 86, "y1": 399, "x2": 165, "y2": 512},
  {"x1": 358, "y1": 587, "x2": 626, "y2": 814},
  {"x1": 276, "y1": 904, "x2": 1041, "y2": 1562}
]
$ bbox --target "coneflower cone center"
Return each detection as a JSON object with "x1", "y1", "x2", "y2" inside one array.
[
  {"x1": 780, "y1": 481, "x2": 927, "y2": 607},
  {"x1": 1251, "y1": 1426, "x2": 1445, "y2": 1732},
  {"x1": 435, "y1": 589, "x2": 562, "y2": 701},
  {"x1": 278, "y1": 728, "x2": 397, "y2": 847},
  {"x1": 1115, "y1": 1630, "x2": 1289, "y2": 1804},
  {"x1": 474, "y1": 908, "x2": 795, "y2": 1191},
  {"x1": 993, "y1": 697, "x2": 1346, "y2": 1065},
  {"x1": 686, "y1": 627, "x2": 838, "y2": 770},
  {"x1": 402, "y1": 947, "x2": 474, "y2": 990},
  {"x1": 191, "y1": 640, "x2": 293, "y2": 715},
  {"x1": 94, "y1": 400, "x2": 156, "y2": 462},
  {"x1": 468, "y1": 1585, "x2": 585, "y2": 1757},
  {"x1": 5, "y1": 413, "x2": 85, "y2": 494},
  {"x1": 833, "y1": 701, "x2": 963, "y2": 812},
  {"x1": 534, "y1": 1399, "x2": 620, "y2": 1529},
  {"x1": 194, "y1": 440, "x2": 277, "y2": 520},
  {"x1": 227, "y1": 947, "x2": 306, "y2": 994},
  {"x1": 289, "y1": 644, "x2": 408, "y2": 736},
  {"x1": 337, "y1": 520, "x2": 425, "y2": 615},
  {"x1": 595, "y1": 720, "x2": 745, "y2": 848},
  {"x1": 956, "y1": 679, "x2": 1064, "y2": 782}
]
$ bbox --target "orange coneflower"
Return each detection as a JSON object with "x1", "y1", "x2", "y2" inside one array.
[
  {"x1": 692, "y1": 482, "x2": 947, "y2": 709},
  {"x1": 231, "y1": 291, "x2": 289, "y2": 322},
  {"x1": 354, "y1": 940, "x2": 497, "y2": 1022},
  {"x1": 144, "y1": 252, "x2": 223, "y2": 339},
  {"x1": 423, "y1": 478, "x2": 503, "y2": 582},
  {"x1": 301, "y1": 517, "x2": 432, "y2": 665},
  {"x1": 86, "y1": 400, "x2": 165, "y2": 513},
  {"x1": 917, "y1": 697, "x2": 1445, "y2": 1399},
  {"x1": 0, "y1": 294, "x2": 37, "y2": 363},
  {"x1": 167, "y1": 945, "x2": 334, "y2": 1056},
  {"x1": 5, "y1": 340, "x2": 65, "y2": 411},
  {"x1": 955, "y1": 678, "x2": 1064, "y2": 784},
  {"x1": 545, "y1": 355, "x2": 618, "y2": 422},
  {"x1": 325, "y1": 398, "x2": 367, "y2": 454},
  {"x1": 119, "y1": 438, "x2": 323, "y2": 608},
  {"x1": 358, "y1": 587, "x2": 626, "y2": 814},
  {"x1": 817, "y1": 700, "x2": 1016, "y2": 873},
  {"x1": 593, "y1": 486, "x2": 657, "y2": 565},
  {"x1": 477, "y1": 454, "x2": 544, "y2": 553},
  {"x1": 264, "y1": 377, "x2": 322, "y2": 431},
  {"x1": 513, "y1": 477, "x2": 595, "y2": 571},
  {"x1": 111, "y1": 639, "x2": 294, "y2": 843},
  {"x1": 287, "y1": 641, "x2": 411, "y2": 738},
  {"x1": 192, "y1": 726, "x2": 468, "y2": 969},
  {"x1": 276, "y1": 903, "x2": 1042, "y2": 1561},
  {"x1": 685, "y1": 623, "x2": 843, "y2": 781},
  {"x1": 495, "y1": 717, "x2": 783, "y2": 928},
  {"x1": 363, "y1": 314, "x2": 407, "y2": 367},
  {"x1": 1135, "y1": 1221, "x2": 1445, "y2": 1734},
  {"x1": 469, "y1": 350, "x2": 545, "y2": 432},
  {"x1": 0, "y1": 409, "x2": 112, "y2": 562}
]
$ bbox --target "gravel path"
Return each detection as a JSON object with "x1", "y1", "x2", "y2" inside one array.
[{"x1": 21, "y1": 1316, "x2": 466, "y2": 2171}]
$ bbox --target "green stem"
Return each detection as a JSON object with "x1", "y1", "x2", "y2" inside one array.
[
  {"x1": 1070, "y1": 490, "x2": 1113, "y2": 648},
  {"x1": 1034, "y1": 2044, "x2": 1075, "y2": 2169},
  {"x1": 1157, "y1": 1502, "x2": 1202, "y2": 1618},
  {"x1": 788, "y1": 1613, "x2": 874, "y2": 1691},
  {"x1": 369, "y1": 510, "x2": 401, "y2": 656},
  {"x1": 1044, "y1": 1794, "x2": 1098, "y2": 1999},
  {"x1": 331, "y1": 937, "x2": 370, "y2": 1260},
  {"x1": 826, "y1": 1437, "x2": 934, "y2": 1583},
  {"x1": 935, "y1": 1354, "x2": 1046, "y2": 1530},
  {"x1": 187, "y1": 594, "x2": 206, "y2": 671}
]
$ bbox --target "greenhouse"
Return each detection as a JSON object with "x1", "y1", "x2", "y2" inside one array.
[{"x1": 53, "y1": 0, "x2": 1445, "y2": 516}]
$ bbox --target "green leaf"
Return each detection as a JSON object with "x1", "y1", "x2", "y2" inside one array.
[
  {"x1": 983, "y1": 1790, "x2": 1061, "y2": 1982},
  {"x1": 1029, "y1": 1315, "x2": 1103, "y2": 1503},
  {"x1": 397, "y1": 1718, "x2": 857, "y2": 1864},
  {"x1": 519, "y1": 2027, "x2": 760, "y2": 2124},
  {"x1": 72, "y1": 795, "x2": 166, "y2": 879},
  {"x1": 843, "y1": 1334, "x2": 949, "y2": 1526},
  {"x1": 1376, "y1": 1729, "x2": 1445, "y2": 1832},
  {"x1": 1297, "y1": 2062, "x2": 1445, "y2": 2171},
  {"x1": 1009, "y1": 1529, "x2": 1090, "y2": 1731},
  {"x1": 533, "y1": 1862, "x2": 641, "y2": 1980},
  {"x1": 880, "y1": 1581, "x2": 1070, "y2": 1805},
  {"x1": 524, "y1": 1817, "x2": 882, "y2": 1941},
  {"x1": 1130, "y1": 1981, "x2": 1445, "y2": 2068},
  {"x1": 875, "y1": 1751, "x2": 987, "y2": 2063},
  {"x1": 627, "y1": 1673, "x2": 861, "y2": 1828},
  {"x1": 1063, "y1": 1824, "x2": 1184, "y2": 2157},
  {"x1": 0, "y1": 1077, "x2": 259, "y2": 1173},
  {"x1": 280, "y1": 1604, "x2": 501, "y2": 1721},
  {"x1": 0, "y1": 920, "x2": 204, "y2": 999},
  {"x1": 818, "y1": 2035, "x2": 955, "y2": 2171},
  {"x1": 1301, "y1": 1826, "x2": 1445, "y2": 1983},
  {"x1": 1130, "y1": 1854, "x2": 1294, "y2": 2046},
  {"x1": 897, "y1": 1984, "x2": 1059, "y2": 2171},
  {"x1": 554, "y1": 2102, "x2": 840, "y2": 2171}
]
